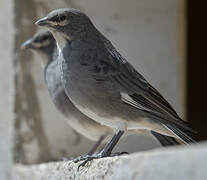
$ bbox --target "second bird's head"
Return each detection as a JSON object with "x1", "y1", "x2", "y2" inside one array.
[
  {"x1": 35, "y1": 8, "x2": 96, "y2": 44},
  {"x1": 21, "y1": 30, "x2": 56, "y2": 66}
]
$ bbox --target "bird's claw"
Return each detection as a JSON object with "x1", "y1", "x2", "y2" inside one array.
[
  {"x1": 77, "y1": 154, "x2": 103, "y2": 171},
  {"x1": 76, "y1": 151, "x2": 129, "y2": 170},
  {"x1": 61, "y1": 154, "x2": 96, "y2": 162},
  {"x1": 72, "y1": 155, "x2": 91, "y2": 163}
]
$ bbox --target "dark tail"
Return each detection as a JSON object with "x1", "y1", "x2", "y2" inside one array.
[
  {"x1": 129, "y1": 94, "x2": 197, "y2": 144},
  {"x1": 164, "y1": 124, "x2": 197, "y2": 144},
  {"x1": 151, "y1": 131, "x2": 181, "y2": 146},
  {"x1": 146, "y1": 113, "x2": 196, "y2": 144}
]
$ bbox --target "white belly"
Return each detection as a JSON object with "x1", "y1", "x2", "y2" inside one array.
[{"x1": 75, "y1": 103, "x2": 176, "y2": 138}]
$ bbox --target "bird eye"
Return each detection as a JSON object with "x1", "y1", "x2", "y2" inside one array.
[{"x1": 60, "y1": 15, "x2": 67, "y2": 21}]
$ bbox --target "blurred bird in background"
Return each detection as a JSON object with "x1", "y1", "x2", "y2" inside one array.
[{"x1": 21, "y1": 31, "x2": 113, "y2": 158}]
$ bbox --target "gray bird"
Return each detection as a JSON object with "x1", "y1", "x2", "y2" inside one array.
[
  {"x1": 36, "y1": 9, "x2": 195, "y2": 165},
  {"x1": 21, "y1": 31, "x2": 181, "y2": 158}
]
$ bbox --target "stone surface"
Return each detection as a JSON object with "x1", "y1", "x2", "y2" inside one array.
[
  {"x1": 13, "y1": 0, "x2": 182, "y2": 164},
  {"x1": 14, "y1": 143, "x2": 206, "y2": 180},
  {"x1": 0, "y1": 0, "x2": 15, "y2": 179}
]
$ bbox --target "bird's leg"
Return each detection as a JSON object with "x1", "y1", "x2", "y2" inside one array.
[
  {"x1": 76, "y1": 130, "x2": 125, "y2": 169},
  {"x1": 72, "y1": 135, "x2": 106, "y2": 163},
  {"x1": 100, "y1": 130, "x2": 124, "y2": 156}
]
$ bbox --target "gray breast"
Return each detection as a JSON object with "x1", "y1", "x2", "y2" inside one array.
[
  {"x1": 44, "y1": 60, "x2": 72, "y2": 115},
  {"x1": 44, "y1": 59, "x2": 97, "y2": 124}
]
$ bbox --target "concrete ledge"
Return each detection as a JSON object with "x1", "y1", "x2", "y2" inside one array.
[{"x1": 14, "y1": 143, "x2": 206, "y2": 180}]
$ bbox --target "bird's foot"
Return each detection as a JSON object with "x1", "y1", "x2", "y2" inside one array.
[
  {"x1": 72, "y1": 155, "x2": 91, "y2": 163},
  {"x1": 77, "y1": 153, "x2": 103, "y2": 170},
  {"x1": 61, "y1": 155, "x2": 92, "y2": 162},
  {"x1": 76, "y1": 151, "x2": 128, "y2": 170}
]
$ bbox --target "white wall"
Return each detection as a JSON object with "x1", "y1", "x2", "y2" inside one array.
[{"x1": 0, "y1": 0, "x2": 15, "y2": 179}]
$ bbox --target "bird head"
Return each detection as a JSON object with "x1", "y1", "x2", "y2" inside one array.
[
  {"x1": 21, "y1": 30, "x2": 56, "y2": 66},
  {"x1": 35, "y1": 8, "x2": 95, "y2": 45}
]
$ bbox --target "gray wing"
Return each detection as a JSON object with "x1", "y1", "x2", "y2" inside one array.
[{"x1": 103, "y1": 40, "x2": 195, "y2": 143}]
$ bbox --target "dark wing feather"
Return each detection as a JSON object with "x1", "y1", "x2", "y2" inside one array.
[
  {"x1": 103, "y1": 39, "x2": 196, "y2": 143},
  {"x1": 150, "y1": 131, "x2": 181, "y2": 146}
]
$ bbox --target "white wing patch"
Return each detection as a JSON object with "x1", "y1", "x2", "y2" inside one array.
[
  {"x1": 161, "y1": 124, "x2": 189, "y2": 145},
  {"x1": 120, "y1": 92, "x2": 151, "y2": 112},
  {"x1": 120, "y1": 93, "x2": 178, "y2": 137}
]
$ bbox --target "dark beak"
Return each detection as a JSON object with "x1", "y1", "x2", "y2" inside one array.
[
  {"x1": 35, "y1": 16, "x2": 50, "y2": 27},
  {"x1": 20, "y1": 39, "x2": 33, "y2": 50}
]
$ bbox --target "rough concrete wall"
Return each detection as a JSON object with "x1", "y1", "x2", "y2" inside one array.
[
  {"x1": 0, "y1": 0, "x2": 15, "y2": 179},
  {"x1": 14, "y1": 143, "x2": 206, "y2": 180},
  {"x1": 14, "y1": 0, "x2": 181, "y2": 164}
]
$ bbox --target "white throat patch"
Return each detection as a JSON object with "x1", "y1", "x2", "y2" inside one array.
[{"x1": 50, "y1": 30, "x2": 71, "y2": 52}]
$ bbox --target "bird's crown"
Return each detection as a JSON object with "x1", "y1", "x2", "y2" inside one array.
[{"x1": 36, "y1": 8, "x2": 95, "y2": 40}]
